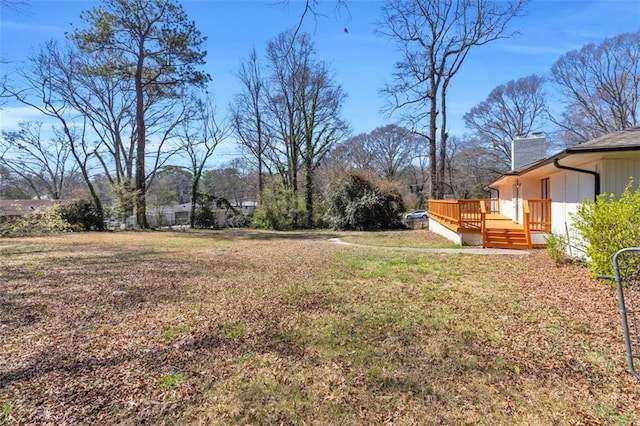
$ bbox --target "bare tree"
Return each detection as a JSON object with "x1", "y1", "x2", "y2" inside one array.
[
  {"x1": 279, "y1": 0, "x2": 350, "y2": 41},
  {"x1": 551, "y1": 31, "x2": 640, "y2": 145},
  {"x1": 379, "y1": 0, "x2": 526, "y2": 199},
  {"x1": 263, "y1": 29, "x2": 348, "y2": 227},
  {"x1": 0, "y1": 122, "x2": 79, "y2": 200},
  {"x1": 298, "y1": 58, "x2": 349, "y2": 227},
  {"x1": 264, "y1": 30, "x2": 308, "y2": 193},
  {"x1": 463, "y1": 74, "x2": 548, "y2": 170},
  {"x1": 2, "y1": 39, "x2": 188, "y2": 224},
  {"x1": 335, "y1": 133, "x2": 376, "y2": 172},
  {"x1": 178, "y1": 95, "x2": 231, "y2": 228},
  {"x1": 37, "y1": 41, "x2": 137, "y2": 215},
  {"x1": 443, "y1": 135, "x2": 502, "y2": 198},
  {"x1": 2, "y1": 44, "x2": 105, "y2": 220},
  {"x1": 232, "y1": 48, "x2": 269, "y2": 202},
  {"x1": 336, "y1": 124, "x2": 424, "y2": 180},
  {"x1": 203, "y1": 158, "x2": 256, "y2": 207}
]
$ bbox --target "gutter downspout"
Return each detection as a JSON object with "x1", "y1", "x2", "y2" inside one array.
[
  {"x1": 486, "y1": 184, "x2": 499, "y2": 200},
  {"x1": 485, "y1": 184, "x2": 500, "y2": 214},
  {"x1": 553, "y1": 158, "x2": 600, "y2": 201}
]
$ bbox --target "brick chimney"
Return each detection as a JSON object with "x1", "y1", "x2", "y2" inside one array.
[{"x1": 511, "y1": 133, "x2": 547, "y2": 171}]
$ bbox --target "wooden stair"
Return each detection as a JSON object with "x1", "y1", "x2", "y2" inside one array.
[{"x1": 483, "y1": 227, "x2": 530, "y2": 250}]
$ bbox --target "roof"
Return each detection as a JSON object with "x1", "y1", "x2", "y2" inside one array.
[
  {"x1": 0, "y1": 199, "x2": 58, "y2": 216},
  {"x1": 566, "y1": 126, "x2": 640, "y2": 153},
  {"x1": 501, "y1": 126, "x2": 640, "y2": 177},
  {"x1": 491, "y1": 126, "x2": 640, "y2": 185}
]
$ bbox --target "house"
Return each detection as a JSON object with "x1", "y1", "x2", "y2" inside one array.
[
  {"x1": 144, "y1": 200, "x2": 257, "y2": 228},
  {"x1": 428, "y1": 126, "x2": 640, "y2": 250},
  {"x1": 0, "y1": 199, "x2": 58, "y2": 223},
  {"x1": 146, "y1": 203, "x2": 192, "y2": 227}
]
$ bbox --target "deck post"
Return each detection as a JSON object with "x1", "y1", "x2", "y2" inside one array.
[
  {"x1": 480, "y1": 200, "x2": 487, "y2": 248},
  {"x1": 523, "y1": 200, "x2": 533, "y2": 249}
]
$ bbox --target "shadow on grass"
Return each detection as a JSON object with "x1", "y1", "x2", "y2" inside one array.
[
  {"x1": 1, "y1": 249, "x2": 207, "y2": 332},
  {"x1": 0, "y1": 318, "x2": 311, "y2": 424}
]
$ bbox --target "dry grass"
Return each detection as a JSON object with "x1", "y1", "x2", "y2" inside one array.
[{"x1": 1, "y1": 229, "x2": 639, "y2": 425}]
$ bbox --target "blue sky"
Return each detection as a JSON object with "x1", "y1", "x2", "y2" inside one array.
[{"x1": 1, "y1": 0, "x2": 639, "y2": 163}]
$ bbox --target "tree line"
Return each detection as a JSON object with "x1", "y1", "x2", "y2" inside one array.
[{"x1": 1, "y1": 0, "x2": 638, "y2": 230}]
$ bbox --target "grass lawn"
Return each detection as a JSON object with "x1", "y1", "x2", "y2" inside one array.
[
  {"x1": 338, "y1": 228, "x2": 461, "y2": 248},
  {"x1": 1, "y1": 229, "x2": 639, "y2": 425}
]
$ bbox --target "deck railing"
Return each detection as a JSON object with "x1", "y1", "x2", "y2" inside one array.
[
  {"x1": 428, "y1": 199, "x2": 499, "y2": 231},
  {"x1": 523, "y1": 200, "x2": 533, "y2": 249},
  {"x1": 480, "y1": 199, "x2": 488, "y2": 246},
  {"x1": 429, "y1": 198, "x2": 550, "y2": 234},
  {"x1": 526, "y1": 199, "x2": 552, "y2": 232}
]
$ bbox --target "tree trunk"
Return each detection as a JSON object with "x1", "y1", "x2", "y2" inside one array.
[
  {"x1": 257, "y1": 154, "x2": 263, "y2": 204},
  {"x1": 76, "y1": 155, "x2": 104, "y2": 229},
  {"x1": 190, "y1": 179, "x2": 198, "y2": 229},
  {"x1": 438, "y1": 82, "x2": 449, "y2": 199},
  {"x1": 304, "y1": 157, "x2": 313, "y2": 228},
  {"x1": 135, "y1": 49, "x2": 148, "y2": 228},
  {"x1": 429, "y1": 86, "x2": 439, "y2": 199}
]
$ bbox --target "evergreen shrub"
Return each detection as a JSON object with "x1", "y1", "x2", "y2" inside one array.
[{"x1": 323, "y1": 172, "x2": 405, "y2": 231}]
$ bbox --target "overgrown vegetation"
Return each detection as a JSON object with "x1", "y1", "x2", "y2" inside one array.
[
  {"x1": 57, "y1": 199, "x2": 104, "y2": 231},
  {"x1": 0, "y1": 199, "x2": 102, "y2": 236},
  {"x1": 323, "y1": 172, "x2": 405, "y2": 231},
  {"x1": 544, "y1": 232, "x2": 573, "y2": 265},
  {"x1": 572, "y1": 181, "x2": 640, "y2": 276},
  {"x1": 251, "y1": 184, "x2": 306, "y2": 230},
  {"x1": 1, "y1": 230, "x2": 637, "y2": 424},
  {"x1": 0, "y1": 205, "x2": 70, "y2": 237}
]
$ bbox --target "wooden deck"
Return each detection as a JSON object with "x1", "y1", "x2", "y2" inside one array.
[
  {"x1": 428, "y1": 199, "x2": 551, "y2": 250},
  {"x1": 485, "y1": 214, "x2": 522, "y2": 230}
]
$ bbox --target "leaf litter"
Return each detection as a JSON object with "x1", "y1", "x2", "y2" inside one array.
[{"x1": 0, "y1": 230, "x2": 639, "y2": 425}]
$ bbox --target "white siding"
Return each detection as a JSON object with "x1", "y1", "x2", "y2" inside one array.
[
  {"x1": 549, "y1": 165, "x2": 598, "y2": 236},
  {"x1": 601, "y1": 158, "x2": 640, "y2": 197},
  {"x1": 499, "y1": 184, "x2": 515, "y2": 220}
]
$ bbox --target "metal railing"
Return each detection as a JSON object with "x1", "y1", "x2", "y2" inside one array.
[{"x1": 613, "y1": 248, "x2": 640, "y2": 380}]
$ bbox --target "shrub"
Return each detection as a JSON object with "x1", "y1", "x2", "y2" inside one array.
[
  {"x1": 57, "y1": 199, "x2": 104, "y2": 231},
  {"x1": 323, "y1": 172, "x2": 405, "y2": 231},
  {"x1": 544, "y1": 233, "x2": 573, "y2": 265},
  {"x1": 109, "y1": 181, "x2": 138, "y2": 224},
  {"x1": 572, "y1": 180, "x2": 640, "y2": 277},
  {"x1": 252, "y1": 184, "x2": 304, "y2": 231},
  {"x1": 0, "y1": 205, "x2": 70, "y2": 237},
  {"x1": 195, "y1": 193, "x2": 217, "y2": 229}
]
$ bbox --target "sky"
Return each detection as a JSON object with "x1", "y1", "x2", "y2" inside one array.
[{"x1": 1, "y1": 0, "x2": 639, "y2": 164}]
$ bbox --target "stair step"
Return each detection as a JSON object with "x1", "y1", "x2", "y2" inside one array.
[
  {"x1": 484, "y1": 242, "x2": 530, "y2": 250},
  {"x1": 484, "y1": 227, "x2": 530, "y2": 249}
]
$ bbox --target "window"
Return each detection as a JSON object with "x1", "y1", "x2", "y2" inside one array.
[{"x1": 541, "y1": 178, "x2": 550, "y2": 199}]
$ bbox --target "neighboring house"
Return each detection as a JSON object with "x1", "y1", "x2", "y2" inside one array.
[
  {"x1": 428, "y1": 126, "x2": 640, "y2": 250},
  {"x1": 144, "y1": 201, "x2": 257, "y2": 228},
  {"x1": 146, "y1": 203, "x2": 192, "y2": 228},
  {"x1": 0, "y1": 199, "x2": 58, "y2": 223}
]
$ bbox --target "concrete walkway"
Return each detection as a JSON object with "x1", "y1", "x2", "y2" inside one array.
[{"x1": 328, "y1": 238, "x2": 529, "y2": 255}]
